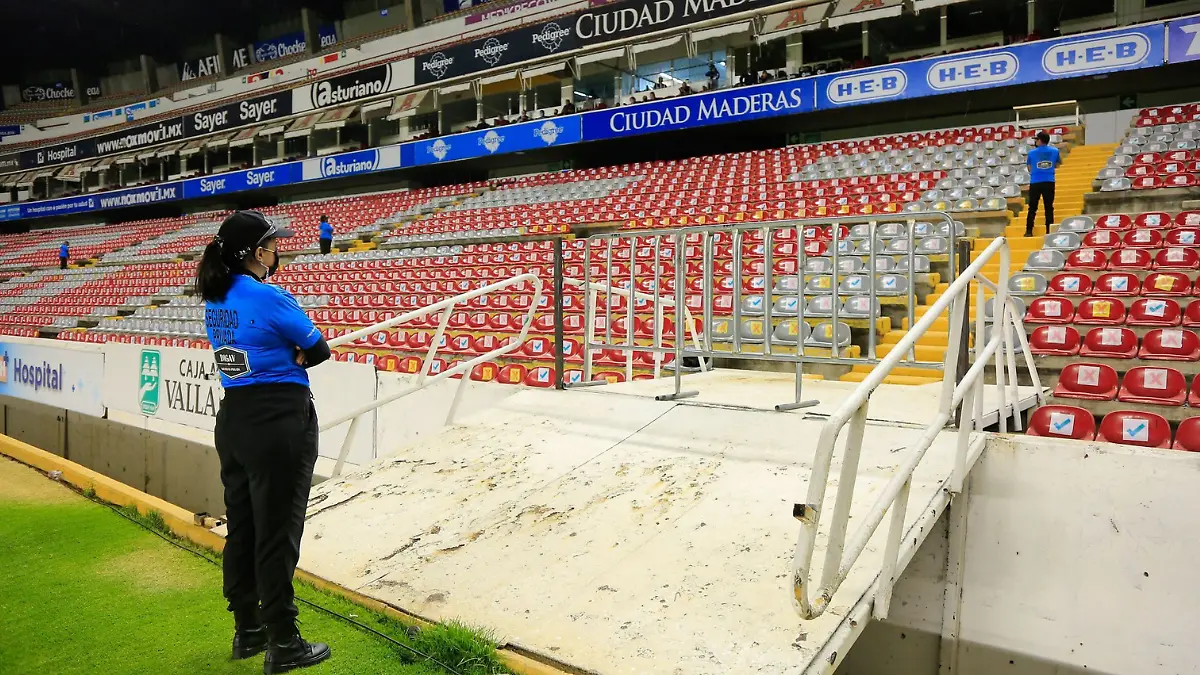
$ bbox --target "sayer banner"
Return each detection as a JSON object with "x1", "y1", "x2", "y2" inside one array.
[
  {"x1": 415, "y1": 19, "x2": 578, "y2": 84},
  {"x1": 183, "y1": 92, "x2": 292, "y2": 136},
  {"x1": 0, "y1": 341, "x2": 105, "y2": 416},
  {"x1": 581, "y1": 78, "x2": 814, "y2": 141},
  {"x1": 411, "y1": 116, "x2": 582, "y2": 165},
  {"x1": 1167, "y1": 14, "x2": 1200, "y2": 64},
  {"x1": 816, "y1": 23, "x2": 1166, "y2": 109}
]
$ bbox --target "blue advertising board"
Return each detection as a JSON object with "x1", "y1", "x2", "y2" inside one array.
[
  {"x1": 253, "y1": 25, "x2": 338, "y2": 64},
  {"x1": 815, "y1": 24, "x2": 1166, "y2": 110},
  {"x1": 300, "y1": 146, "x2": 404, "y2": 181},
  {"x1": 581, "y1": 79, "x2": 815, "y2": 142},
  {"x1": 410, "y1": 117, "x2": 582, "y2": 166},
  {"x1": 1167, "y1": 14, "x2": 1200, "y2": 64},
  {"x1": 0, "y1": 125, "x2": 20, "y2": 139},
  {"x1": 0, "y1": 204, "x2": 21, "y2": 222},
  {"x1": 182, "y1": 164, "x2": 300, "y2": 200}
]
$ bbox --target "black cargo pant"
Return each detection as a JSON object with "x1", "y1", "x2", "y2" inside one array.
[
  {"x1": 319, "y1": 239, "x2": 332, "y2": 255},
  {"x1": 1026, "y1": 181, "x2": 1055, "y2": 233},
  {"x1": 215, "y1": 383, "x2": 318, "y2": 633}
]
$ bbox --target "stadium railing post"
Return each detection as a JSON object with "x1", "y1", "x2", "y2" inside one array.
[{"x1": 553, "y1": 235, "x2": 565, "y2": 391}]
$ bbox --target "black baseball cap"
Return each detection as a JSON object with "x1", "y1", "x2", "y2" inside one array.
[{"x1": 216, "y1": 210, "x2": 294, "y2": 262}]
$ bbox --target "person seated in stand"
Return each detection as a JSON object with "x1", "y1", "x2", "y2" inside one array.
[
  {"x1": 679, "y1": 80, "x2": 693, "y2": 96},
  {"x1": 561, "y1": 100, "x2": 576, "y2": 114},
  {"x1": 776, "y1": 69, "x2": 788, "y2": 80},
  {"x1": 655, "y1": 76, "x2": 667, "y2": 89}
]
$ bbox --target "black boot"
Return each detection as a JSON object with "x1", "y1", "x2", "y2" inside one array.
[
  {"x1": 232, "y1": 607, "x2": 268, "y2": 660},
  {"x1": 264, "y1": 623, "x2": 331, "y2": 674}
]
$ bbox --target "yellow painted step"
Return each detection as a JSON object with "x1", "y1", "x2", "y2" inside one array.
[
  {"x1": 903, "y1": 316, "x2": 949, "y2": 331},
  {"x1": 850, "y1": 363, "x2": 945, "y2": 377},
  {"x1": 880, "y1": 330, "x2": 950, "y2": 347},
  {"x1": 877, "y1": 343, "x2": 946, "y2": 361},
  {"x1": 839, "y1": 372, "x2": 941, "y2": 385}
]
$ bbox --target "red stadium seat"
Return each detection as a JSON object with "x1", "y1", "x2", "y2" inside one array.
[
  {"x1": 1053, "y1": 362, "x2": 1119, "y2": 400},
  {"x1": 1127, "y1": 298, "x2": 1182, "y2": 326},
  {"x1": 1107, "y1": 249, "x2": 1151, "y2": 270},
  {"x1": 1096, "y1": 410, "x2": 1172, "y2": 448},
  {"x1": 1075, "y1": 297, "x2": 1126, "y2": 325},
  {"x1": 1175, "y1": 211, "x2": 1200, "y2": 228},
  {"x1": 1024, "y1": 297, "x2": 1075, "y2": 324},
  {"x1": 1138, "y1": 328, "x2": 1200, "y2": 361},
  {"x1": 1029, "y1": 325, "x2": 1081, "y2": 356},
  {"x1": 1117, "y1": 366, "x2": 1187, "y2": 406},
  {"x1": 1064, "y1": 248, "x2": 1107, "y2": 270},
  {"x1": 1093, "y1": 273, "x2": 1139, "y2": 295},
  {"x1": 1133, "y1": 212, "x2": 1172, "y2": 229},
  {"x1": 1190, "y1": 376, "x2": 1200, "y2": 408},
  {"x1": 1152, "y1": 247, "x2": 1200, "y2": 270},
  {"x1": 523, "y1": 366, "x2": 557, "y2": 387},
  {"x1": 1083, "y1": 230, "x2": 1122, "y2": 249},
  {"x1": 1165, "y1": 227, "x2": 1200, "y2": 246},
  {"x1": 1094, "y1": 214, "x2": 1132, "y2": 230},
  {"x1": 498, "y1": 364, "x2": 528, "y2": 385},
  {"x1": 1184, "y1": 300, "x2": 1200, "y2": 327},
  {"x1": 1026, "y1": 405, "x2": 1096, "y2": 440},
  {"x1": 1122, "y1": 229, "x2": 1163, "y2": 249},
  {"x1": 1142, "y1": 272, "x2": 1192, "y2": 296},
  {"x1": 470, "y1": 363, "x2": 500, "y2": 382},
  {"x1": 1080, "y1": 327, "x2": 1138, "y2": 358},
  {"x1": 1047, "y1": 273, "x2": 1093, "y2": 295},
  {"x1": 1173, "y1": 417, "x2": 1200, "y2": 452}
]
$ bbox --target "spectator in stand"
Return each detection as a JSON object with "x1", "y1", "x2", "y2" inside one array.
[
  {"x1": 655, "y1": 76, "x2": 667, "y2": 89},
  {"x1": 627, "y1": 96, "x2": 637, "y2": 105},
  {"x1": 318, "y1": 214, "x2": 333, "y2": 255},
  {"x1": 59, "y1": 241, "x2": 69, "y2": 269},
  {"x1": 738, "y1": 71, "x2": 754, "y2": 87},
  {"x1": 646, "y1": 91, "x2": 656, "y2": 101},
  {"x1": 706, "y1": 61, "x2": 720, "y2": 90},
  {"x1": 776, "y1": 69, "x2": 787, "y2": 80},
  {"x1": 679, "y1": 81, "x2": 693, "y2": 96},
  {"x1": 561, "y1": 100, "x2": 576, "y2": 114},
  {"x1": 1025, "y1": 131, "x2": 1062, "y2": 237},
  {"x1": 760, "y1": 71, "x2": 773, "y2": 83}
]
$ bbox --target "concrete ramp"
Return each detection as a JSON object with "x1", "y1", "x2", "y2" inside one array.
[{"x1": 299, "y1": 373, "x2": 1023, "y2": 674}]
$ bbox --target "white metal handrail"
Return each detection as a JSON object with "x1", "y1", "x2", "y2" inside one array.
[
  {"x1": 319, "y1": 273, "x2": 544, "y2": 477},
  {"x1": 563, "y1": 276, "x2": 709, "y2": 383},
  {"x1": 790, "y1": 236, "x2": 1042, "y2": 621}
]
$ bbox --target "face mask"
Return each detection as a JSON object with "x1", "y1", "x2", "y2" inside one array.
[{"x1": 259, "y1": 248, "x2": 279, "y2": 278}]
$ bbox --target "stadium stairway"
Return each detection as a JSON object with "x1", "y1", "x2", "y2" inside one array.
[{"x1": 841, "y1": 140, "x2": 1118, "y2": 385}]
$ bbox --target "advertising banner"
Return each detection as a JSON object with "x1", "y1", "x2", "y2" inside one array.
[
  {"x1": 180, "y1": 53, "x2": 222, "y2": 81},
  {"x1": 815, "y1": 24, "x2": 1166, "y2": 109},
  {"x1": 183, "y1": 164, "x2": 299, "y2": 199},
  {"x1": 182, "y1": 92, "x2": 292, "y2": 136},
  {"x1": 0, "y1": 125, "x2": 21, "y2": 139},
  {"x1": 292, "y1": 63, "x2": 404, "y2": 113},
  {"x1": 1167, "y1": 14, "x2": 1200, "y2": 64},
  {"x1": 253, "y1": 25, "x2": 339, "y2": 64},
  {"x1": 21, "y1": 82, "x2": 75, "y2": 103},
  {"x1": 411, "y1": 116, "x2": 582, "y2": 165},
  {"x1": 0, "y1": 342, "x2": 105, "y2": 416},
  {"x1": 300, "y1": 146, "x2": 404, "y2": 181},
  {"x1": 416, "y1": 18, "x2": 578, "y2": 84},
  {"x1": 466, "y1": 0, "x2": 560, "y2": 24},
  {"x1": 581, "y1": 77, "x2": 814, "y2": 141},
  {"x1": 104, "y1": 343, "x2": 378, "y2": 464}
]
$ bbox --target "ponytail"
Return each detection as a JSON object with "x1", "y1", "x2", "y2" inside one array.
[{"x1": 194, "y1": 239, "x2": 234, "y2": 302}]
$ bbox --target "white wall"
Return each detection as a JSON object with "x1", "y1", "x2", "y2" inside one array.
[{"x1": 839, "y1": 434, "x2": 1200, "y2": 675}]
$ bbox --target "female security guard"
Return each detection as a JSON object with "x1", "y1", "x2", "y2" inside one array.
[{"x1": 195, "y1": 210, "x2": 332, "y2": 673}]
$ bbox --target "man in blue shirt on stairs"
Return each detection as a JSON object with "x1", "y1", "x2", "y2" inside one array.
[
  {"x1": 318, "y1": 214, "x2": 334, "y2": 255},
  {"x1": 1025, "y1": 131, "x2": 1062, "y2": 237}
]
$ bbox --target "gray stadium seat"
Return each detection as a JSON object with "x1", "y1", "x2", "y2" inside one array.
[
  {"x1": 772, "y1": 319, "x2": 810, "y2": 346},
  {"x1": 1025, "y1": 249, "x2": 1065, "y2": 271},
  {"x1": 706, "y1": 317, "x2": 735, "y2": 343},
  {"x1": 1009, "y1": 272, "x2": 1048, "y2": 297},
  {"x1": 1058, "y1": 216, "x2": 1094, "y2": 233},
  {"x1": 841, "y1": 296, "x2": 880, "y2": 318},
  {"x1": 1043, "y1": 232, "x2": 1082, "y2": 251},
  {"x1": 895, "y1": 255, "x2": 931, "y2": 273},
  {"x1": 739, "y1": 319, "x2": 766, "y2": 343},
  {"x1": 984, "y1": 297, "x2": 1026, "y2": 323},
  {"x1": 772, "y1": 296, "x2": 801, "y2": 316},
  {"x1": 805, "y1": 321, "x2": 853, "y2": 348},
  {"x1": 804, "y1": 295, "x2": 834, "y2": 317},
  {"x1": 741, "y1": 295, "x2": 765, "y2": 316},
  {"x1": 917, "y1": 236, "x2": 950, "y2": 255},
  {"x1": 875, "y1": 274, "x2": 909, "y2": 296},
  {"x1": 774, "y1": 275, "x2": 802, "y2": 294}
]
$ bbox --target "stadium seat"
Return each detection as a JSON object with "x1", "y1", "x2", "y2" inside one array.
[
  {"x1": 1064, "y1": 248, "x2": 1107, "y2": 271},
  {"x1": 1184, "y1": 300, "x2": 1200, "y2": 327},
  {"x1": 1123, "y1": 229, "x2": 1164, "y2": 249},
  {"x1": 1117, "y1": 366, "x2": 1187, "y2": 406},
  {"x1": 1173, "y1": 417, "x2": 1200, "y2": 452},
  {"x1": 1075, "y1": 297, "x2": 1126, "y2": 325},
  {"x1": 1165, "y1": 227, "x2": 1200, "y2": 246},
  {"x1": 1152, "y1": 248, "x2": 1200, "y2": 270},
  {"x1": 1093, "y1": 214, "x2": 1132, "y2": 230},
  {"x1": 1025, "y1": 297, "x2": 1074, "y2": 324},
  {"x1": 1127, "y1": 298, "x2": 1182, "y2": 326},
  {"x1": 1057, "y1": 216, "x2": 1094, "y2": 234},
  {"x1": 1134, "y1": 212, "x2": 1172, "y2": 229},
  {"x1": 1029, "y1": 325, "x2": 1081, "y2": 356},
  {"x1": 1094, "y1": 273, "x2": 1140, "y2": 296},
  {"x1": 1025, "y1": 249, "x2": 1065, "y2": 271},
  {"x1": 1096, "y1": 410, "x2": 1172, "y2": 448},
  {"x1": 1107, "y1": 249, "x2": 1152, "y2": 270},
  {"x1": 1083, "y1": 230, "x2": 1122, "y2": 249},
  {"x1": 1026, "y1": 405, "x2": 1096, "y2": 441},
  {"x1": 1138, "y1": 328, "x2": 1200, "y2": 361},
  {"x1": 1053, "y1": 362, "x2": 1119, "y2": 400},
  {"x1": 1141, "y1": 272, "x2": 1192, "y2": 296},
  {"x1": 1047, "y1": 272, "x2": 1093, "y2": 295},
  {"x1": 1080, "y1": 327, "x2": 1138, "y2": 358},
  {"x1": 1009, "y1": 272, "x2": 1048, "y2": 296}
]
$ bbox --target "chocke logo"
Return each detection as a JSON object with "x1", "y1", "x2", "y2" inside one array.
[
  {"x1": 475, "y1": 38, "x2": 509, "y2": 66},
  {"x1": 534, "y1": 120, "x2": 564, "y2": 145},
  {"x1": 533, "y1": 22, "x2": 570, "y2": 52},
  {"x1": 429, "y1": 139, "x2": 451, "y2": 161},
  {"x1": 424, "y1": 52, "x2": 454, "y2": 79},
  {"x1": 480, "y1": 130, "x2": 504, "y2": 153}
]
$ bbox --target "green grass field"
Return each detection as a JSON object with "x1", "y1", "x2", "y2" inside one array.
[{"x1": 0, "y1": 457, "x2": 510, "y2": 675}]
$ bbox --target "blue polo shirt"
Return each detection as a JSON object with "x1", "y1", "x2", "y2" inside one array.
[
  {"x1": 1027, "y1": 145, "x2": 1060, "y2": 184},
  {"x1": 59, "y1": 244, "x2": 68, "y2": 258},
  {"x1": 204, "y1": 274, "x2": 322, "y2": 388},
  {"x1": 319, "y1": 221, "x2": 334, "y2": 240}
]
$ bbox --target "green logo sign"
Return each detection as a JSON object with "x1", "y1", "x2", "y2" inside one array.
[{"x1": 139, "y1": 350, "x2": 161, "y2": 415}]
